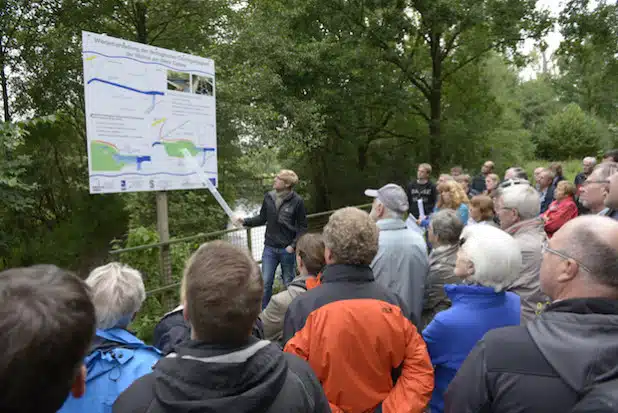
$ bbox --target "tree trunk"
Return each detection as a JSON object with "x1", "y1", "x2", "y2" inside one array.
[
  {"x1": 0, "y1": 49, "x2": 10, "y2": 122},
  {"x1": 135, "y1": 1, "x2": 148, "y2": 43},
  {"x1": 428, "y1": 31, "x2": 442, "y2": 170}
]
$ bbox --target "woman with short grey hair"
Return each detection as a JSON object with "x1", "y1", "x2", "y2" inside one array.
[
  {"x1": 422, "y1": 224, "x2": 522, "y2": 413},
  {"x1": 422, "y1": 209, "x2": 463, "y2": 328},
  {"x1": 87, "y1": 262, "x2": 146, "y2": 329},
  {"x1": 59, "y1": 263, "x2": 161, "y2": 413}
]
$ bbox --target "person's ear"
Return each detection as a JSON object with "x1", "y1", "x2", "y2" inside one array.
[
  {"x1": 557, "y1": 259, "x2": 579, "y2": 282},
  {"x1": 71, "y1": 365, "x2": 87, "y2": 399},
  {"x1": 466, "y1": 260, "x2": 476, "y2": 277},
  {"x1": 183, "y1": 302, "x2": 189, "y2": 322},
  {"x1": 324, "y1": 247, "x2": 334, "y2": 264}
]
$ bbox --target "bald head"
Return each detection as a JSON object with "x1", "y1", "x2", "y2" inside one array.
[{"x1": 553, "y1": 216, "x2": 618, "y2": 288}]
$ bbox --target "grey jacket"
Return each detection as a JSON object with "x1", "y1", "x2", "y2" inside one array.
[
  {"x1": 505, "y1": 218, "x2": 551, "y2": 323},
  {"x1": 371, "y1": 218, "x2": 429, "y2": 325},
  {"x1": 260, "y1": 275, "x2": 312, "y2": 342},
  {"x1": 421, "y1": 244, "x2": 460, "y2": 329}
]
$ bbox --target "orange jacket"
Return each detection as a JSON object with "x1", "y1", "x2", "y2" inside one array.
[{"x1": 283, "y1": 264, "x2": 434, "y2": 413}]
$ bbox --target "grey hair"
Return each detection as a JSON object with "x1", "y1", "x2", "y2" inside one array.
[
  {"x1": 583, "y1": 156, "x2": 597, "y2": 166},
  {"x1": 542, "y1": 168, "x2": 555, "y2": 179},
  {"x1": 376, "y1": 199, "x2": 405, "y2": 220},
  {"x1": 565, "y1": 226, "x2": 618, "y2": 288},
  {"x1": 430, "y1": 209, "x2": 463, "y2": 245},
  {"x1": 499, "y1": 183, "x2": 540, "y2": 220},
  {"x1": 86, "y1": 262, "x2": 146, "y2": 330},
  {"x1": 593, "y1": 162, "x2": 618, "y2": 180},
  {"x1": 459, "y1": 224, "x2": 522, "y2": 291}
]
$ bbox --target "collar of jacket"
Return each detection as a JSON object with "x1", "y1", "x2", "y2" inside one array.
[
  {"x1": 545, "y1": 297, "x2": 618, "y2": 316},
  {"x1": 430, "y1": 244, "x2": 458, "y2": 263},
  {"x1": 444, "y1": 284, "x2": 502, "y2": 301},
  {"x1": 268, "y1": 190, "x2": 295, "y2": 202},
  {"x1": 168, "y1": 336, "x2": 270, "y2": 363},
  {"x1": 506, "y1": 217, "x2": 544, "y2": 236},
  {"x1": 321, "y1": 263, "x2": 374, "y2": 284},
  {"x1": 96, "y1": 328, "x2": 146, "y2": 346},
  {"x1": 376, "y1": 218, "x2": 407, "y2": 231}
]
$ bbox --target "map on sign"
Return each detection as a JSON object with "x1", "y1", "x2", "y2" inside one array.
[{"x1": 82, "y1": 31, "x2": 217, "y2": 194}]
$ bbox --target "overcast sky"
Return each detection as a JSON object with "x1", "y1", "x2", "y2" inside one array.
[{"x1": 520, "y1": 0, "x2": 565, "y2": 79}]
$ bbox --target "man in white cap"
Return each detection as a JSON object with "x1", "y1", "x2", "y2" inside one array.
[{"x1": 366, "y1": 184, "x2": 429, "y2": 326}]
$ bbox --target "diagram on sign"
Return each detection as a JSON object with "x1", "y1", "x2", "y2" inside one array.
[{"x1": 82, "y1": 31, "x2": 217, "y2": 194}]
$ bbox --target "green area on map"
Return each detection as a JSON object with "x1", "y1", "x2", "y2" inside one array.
[
  {"x1": 163, "y1": 140, "x2": 199, "y2": 157},
  {"x1": 91, "y1": 141, "x2": 124, "y2": 171}
]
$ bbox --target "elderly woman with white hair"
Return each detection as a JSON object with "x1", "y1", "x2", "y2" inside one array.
[
  {"x1": 422, "y1": 225, "x2": 522, "y2": 413},
  {"x1": 58, "y1": 263, "x2": 161, "y2": 413}
]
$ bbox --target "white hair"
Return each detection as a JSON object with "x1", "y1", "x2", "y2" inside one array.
[
  {"x1": 86, "y1": 262, "x2": 146, "y2": 330},
  {"x1": 460, "y1": 225, "x2": 522, "y2": 291},
  {"x1": 583, "y1": 156, "x2": 597, "y2": 166},
  {"x1": 376, "y1": 199, "x2": 405, "y2": 220},
  {"x1": 499, "y1": 184, "x2": 540, "y2": 220}
]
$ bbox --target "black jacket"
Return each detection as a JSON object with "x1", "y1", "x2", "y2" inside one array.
[
  {"x1": 152, "y1": 307, "x2": 264, "y2": 355},
  {"x1": 444, "y1": 298, "x2": 618, "y2": 413},
  {"x1": 406, "y1": 181, "x2": 437, "y2": 219},
  {"x1": 113, "y1": 338, "x2": 330, "y2": 413},
  {"x1": 244, "y1": 190, "x2": 307, "y2": 249},
  {"x1": 471, "y1": 174, "x2": 487, "y2": 194}
]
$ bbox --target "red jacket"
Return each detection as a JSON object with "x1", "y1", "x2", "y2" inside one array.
[{"x1": 543, "y1": 197, "x2": 578, "y2": 237}]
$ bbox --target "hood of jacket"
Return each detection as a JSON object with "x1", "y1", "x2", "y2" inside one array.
[
  {"x1": 152, "y1": 338, "x2": 289, "y2": 413},
  {"x1": 527, "y1": 298, "x2": 618, "y2": 393}
]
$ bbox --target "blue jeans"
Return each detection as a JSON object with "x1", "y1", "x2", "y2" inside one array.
[{"x1": 261, "y1": 246, "x2": 296, "y2": 309}]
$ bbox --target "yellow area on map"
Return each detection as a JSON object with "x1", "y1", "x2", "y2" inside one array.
[
  {"x1": 151, "y1": 118, "x2": 167, "y2": 126},
  {"x1": 85, "y1": 56, "x2": 97, "y2": 61}
]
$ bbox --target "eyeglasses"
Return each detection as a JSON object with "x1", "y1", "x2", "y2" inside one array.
[{"x1": 541, "y1": 240, "x2": 592, "y2": 273}]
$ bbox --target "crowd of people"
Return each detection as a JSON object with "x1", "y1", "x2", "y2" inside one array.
[{"x1": 2, "y1": 158, "x2": 618, "y2": 413}]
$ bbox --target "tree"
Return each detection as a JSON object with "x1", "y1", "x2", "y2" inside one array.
[
  {"x1": 308, "y1": 0, "x2": 551, "y2": 167},
  {"x1": 557, "y1": 0, "x2": 618, "y2": 124},
  {"x1": 537, "y1": 103, "x2": 607, "y2": 160}
]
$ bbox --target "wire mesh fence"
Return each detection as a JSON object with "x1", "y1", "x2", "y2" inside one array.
[{"x1": 109, "y1": 204, "x2": 371, "y2": 341}]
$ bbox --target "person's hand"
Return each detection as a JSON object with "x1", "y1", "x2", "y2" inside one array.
[
  {"x1": 232, "y1": 215, "x2": 244, "y2": 227},
  {"x1": 285, "y1": 246, "x2": 294, "y2": 254}
]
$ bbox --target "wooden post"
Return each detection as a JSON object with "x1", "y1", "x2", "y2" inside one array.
[{"x1": 156, "y1": 191, "x2": 173, "y2": 310}]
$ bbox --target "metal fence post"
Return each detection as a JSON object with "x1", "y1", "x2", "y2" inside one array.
[{"x1": 246, "y1": 227, "x2": 253, "y2": 258}]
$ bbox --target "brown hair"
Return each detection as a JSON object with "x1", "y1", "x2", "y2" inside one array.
[
  {"x1": 296, "y1": 233, "x2": 326, "y2": 275},
  {"x1": 470, "y1": 195, "x2": 495, "y2": 221},
  {"x1": 323, "y1": 207, "x2": 378, "y2": 266},
  {"x1": 183, "y1": 241, "x2": 263, "y2": 344},
  {"x1": 557, "y1": 180, "x2": 576, "y2": 197},
  {"x1": 0, "y1": 265, "x2": 95, "y2": 413},
  {"x1": 455, "y1": 174, "x2": 470, "y2": 184},
  {"x1": 437, "y1": 180, "x2": 469, "y2": 209}
]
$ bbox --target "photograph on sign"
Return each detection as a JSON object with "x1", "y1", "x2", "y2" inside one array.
[{"x1": 82, "y1": 31, "x2": 217, "y2": 194}]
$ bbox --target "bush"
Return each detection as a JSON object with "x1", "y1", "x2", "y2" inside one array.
[{"x1": 536, "y1": 103, "x2": 608, "y2": 160}]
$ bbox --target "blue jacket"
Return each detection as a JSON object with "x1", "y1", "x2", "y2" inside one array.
[
  {"x1": 58, "y1": 328, "x2": 161, "y2": 413},
  {"x1": 422, "y1": 284, "x2": 520, "y2": 413}
]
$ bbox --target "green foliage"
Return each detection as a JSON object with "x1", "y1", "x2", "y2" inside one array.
[{"x1": 536, "y1": 103, "x2": 608, "y2": 160}]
